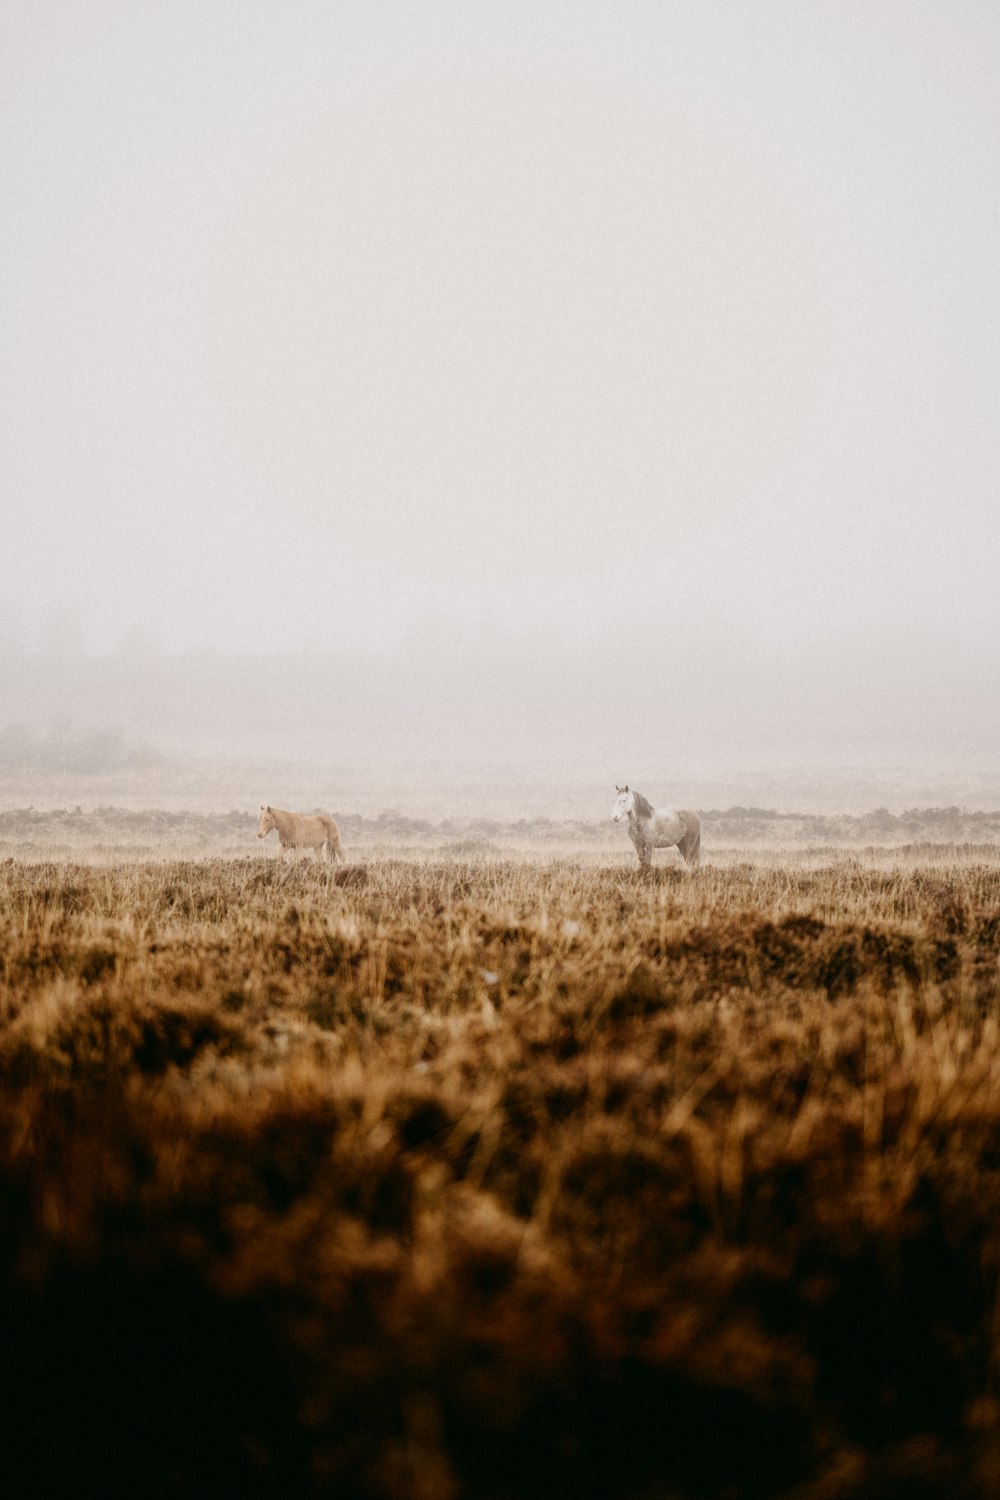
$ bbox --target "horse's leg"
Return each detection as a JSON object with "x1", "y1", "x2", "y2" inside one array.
[
  {"x1": 632, "y1": 828, "x2": 652, "y2": 868},
  {"x1": 679, "y1": 826, "x2": 701, "y2": 870}
]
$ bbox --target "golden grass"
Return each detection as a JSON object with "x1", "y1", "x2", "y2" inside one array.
[{"x1": 2, "y1": 851, "x2": 1000, "y2": 1497}]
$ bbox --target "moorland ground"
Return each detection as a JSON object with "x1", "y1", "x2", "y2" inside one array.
[{"x1": 2, "y1": 823, "x2": 1000, "y2": 1497}]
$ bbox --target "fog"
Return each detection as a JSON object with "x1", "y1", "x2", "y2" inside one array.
[{"x1": 3, "y1": 3, "x2": 999, "y2": 811}]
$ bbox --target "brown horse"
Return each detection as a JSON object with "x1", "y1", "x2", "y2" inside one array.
[{"x1": 257, "y1": 805, "x2": 344, "y2": 863}]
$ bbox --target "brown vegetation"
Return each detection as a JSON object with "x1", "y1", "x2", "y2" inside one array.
[{"x1": 2, "y1": 850, "x2": 1000, "y2": 1496}]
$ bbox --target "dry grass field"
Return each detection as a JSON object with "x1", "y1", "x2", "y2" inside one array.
[{"x1": 3, "y1": 823, "x2": 1000, "y2": 1497}]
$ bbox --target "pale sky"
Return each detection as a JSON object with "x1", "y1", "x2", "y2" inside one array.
[{"x1": 2, "y1": 4, "x2": 999, "y2": 725}]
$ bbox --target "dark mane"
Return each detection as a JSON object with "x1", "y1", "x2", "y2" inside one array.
[{"x1": 631, "y1": 790, "x2": 656, "y2": 818}]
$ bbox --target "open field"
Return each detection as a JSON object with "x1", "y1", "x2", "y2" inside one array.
[
  {"x1": 3, "y1": 839, "x2": 1000, "y2": 1497},
  {"x1": 3, "y1": 802, "x2": 1000, "y2": 863}
]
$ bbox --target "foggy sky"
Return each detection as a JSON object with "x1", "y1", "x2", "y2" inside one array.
[{"x1": 3, "y1": 2, "x2": 1000, "y2": 770}]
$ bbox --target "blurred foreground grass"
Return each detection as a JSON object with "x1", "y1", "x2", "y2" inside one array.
[{"x1": 2, "y1": 852, "x2": 1000, "y2": 1497}]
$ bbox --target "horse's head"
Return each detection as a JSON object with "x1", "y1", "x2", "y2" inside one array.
[
  {"x1": 257, "y1": 805, "x2": 276, "y2": 838},
  {"x1": 611, "y1": 785, "x2": 633, "y2": 823}
]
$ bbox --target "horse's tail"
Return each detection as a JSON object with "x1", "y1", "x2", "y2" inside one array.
[
  {"x1": 321, "y1": 815, "x2": 344, "y2": 863},
  {"x1": 679, "y1": 811, "x2": 701, "y2": 870}
]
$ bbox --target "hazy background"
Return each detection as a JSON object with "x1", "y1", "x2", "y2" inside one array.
[{"x1": 2, "y1": 1, "x2": 999, "y2": 814}]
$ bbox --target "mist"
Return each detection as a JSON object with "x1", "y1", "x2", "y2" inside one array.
[{"x1": 3, "y1": 2, "x2": 999, "y2": 812}]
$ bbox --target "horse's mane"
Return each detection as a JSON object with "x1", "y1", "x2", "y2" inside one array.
[{"x1": 631, "y1": 789, "x2": 656, "y2": 818}]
